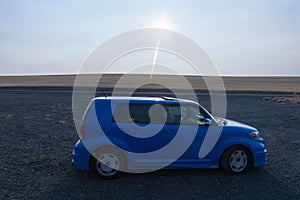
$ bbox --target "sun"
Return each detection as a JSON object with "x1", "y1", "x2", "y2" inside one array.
[{"x1": 151, "y1": 16, "x2": 172, "y2": 30}]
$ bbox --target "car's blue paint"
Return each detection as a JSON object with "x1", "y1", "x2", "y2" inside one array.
[
  {"x1": 111, "y1": 122, "x2": 169, "y2": 153},
  {"x1": 72, "y1": 140, "x2": 90, "y2": 170},
  {"x1": 72, "y1": 96, "x2": 267, "y2": 171}
]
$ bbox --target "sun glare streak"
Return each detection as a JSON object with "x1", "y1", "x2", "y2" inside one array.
[{"x1": 150, "y1": 41, "x2": 160, "y2": 79}]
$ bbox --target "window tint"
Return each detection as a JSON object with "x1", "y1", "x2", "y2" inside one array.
[
  {"x1": 113, "y1": 104, "x2": 166, "y2": 124},
  {"x1": 129, "y1": 104, "x2": 151, "y2": 124},
  {"x1": 113, "y1": 103, "x2": 209, "y2": 125},
  {"x1": 165, "y1": 104, "x2": 207, "y2": 125},
  {"x1": 165, "y1": 105, "x2": 181, "y2": 124}
]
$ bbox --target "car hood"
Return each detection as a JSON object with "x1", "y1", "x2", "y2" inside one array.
[{"x1": 217, "y1": 117, "x2": 258, "y2": 132}]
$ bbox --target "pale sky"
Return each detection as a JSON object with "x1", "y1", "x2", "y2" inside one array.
[{"x1": 0, "y1": 0, "x2": 299, "y2": 76}]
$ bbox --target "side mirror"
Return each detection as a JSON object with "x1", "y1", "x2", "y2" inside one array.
[{"x1": 204, "y1": 118, "x2": 212, "y2": 125}]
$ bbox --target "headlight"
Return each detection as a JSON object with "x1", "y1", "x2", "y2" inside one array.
[{"x1": 250, "y1": 131, "x2": 259, "y2": 138}]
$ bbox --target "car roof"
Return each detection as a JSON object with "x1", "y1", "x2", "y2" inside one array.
[{"x1": 93, "y1": 96, "x2": 198, "y2": 104}]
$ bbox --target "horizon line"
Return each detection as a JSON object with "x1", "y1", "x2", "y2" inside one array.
[{"x1": 0, "y1": 73, "x2": 300, "y2": 77}]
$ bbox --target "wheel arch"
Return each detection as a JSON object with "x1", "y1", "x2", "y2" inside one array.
[
  {"x1": 218, "y1": 143, "x2": 254, "y2": 168},
  {"x1": 89, "y1": 145, "x2": 128, "y2": 170}
]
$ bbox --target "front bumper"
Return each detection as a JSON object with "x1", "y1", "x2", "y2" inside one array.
[
  {"x1": 253, "y1": 148, "x2": 267, "y2": 167},
  {"x1": 252, "y1": 138, "x2": 267, "y2": 167}
]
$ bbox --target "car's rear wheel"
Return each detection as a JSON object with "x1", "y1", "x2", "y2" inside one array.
[
  {"x1": 91, "y1": 147, "x2": 126, "y2": 179},
  {"x1": 220, "y1": 145, "x2": 251, "y2": 174}
]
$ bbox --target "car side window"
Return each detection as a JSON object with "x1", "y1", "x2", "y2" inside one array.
[
  {"x1": 165, "y1": 104, "x2": 206, "y2": 125},
  {"x1": 113, "y1": 104, "x2": 166, "y2": 124},
  {"x1": 113, "y1": 104, "x2": 131, "y2": 123},
  {"x1": 165, "y1": 105, "x2": 181, "y2": 124},
  {"x1": 114, "y1": 103, "x2": 208, "y2": 126},
  {"x1": 129, "y1": 104, "x2": 152, "y2": 124}
]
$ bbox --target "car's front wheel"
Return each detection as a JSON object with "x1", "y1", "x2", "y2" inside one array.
[
  {"x1": 91, "y1": 147, "x2": 126, "y2": 179},
  {"x1": 220, "y1": 145, "x2": 251, "y2": 174}
]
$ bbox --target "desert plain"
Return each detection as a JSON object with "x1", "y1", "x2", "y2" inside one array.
[{"x1": 0, "y1": 74, "x2": 299, "y2": 199}]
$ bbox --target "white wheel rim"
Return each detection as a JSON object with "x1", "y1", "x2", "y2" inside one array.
[
  {"x1": 229, "y1": 150, "x2": 248, "y2": 172},
  {"x1": 96, "y1": 153, "x2": 120, "y2": 176}
]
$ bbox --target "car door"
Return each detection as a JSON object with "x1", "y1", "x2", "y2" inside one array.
[
  {"x1": 163, "y1": 104, "x2": 213, "y2": 164},
  {"x1": 111, "y1": 103, "x2": 166, "y2": 153}
]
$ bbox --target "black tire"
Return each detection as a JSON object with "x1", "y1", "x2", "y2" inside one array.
[
  {"x1": 220, "y1": 145, "x2": 251, "y2": 175},
  {"x1": 90, "y1": 147, "x2": 126, "y2": 179}
]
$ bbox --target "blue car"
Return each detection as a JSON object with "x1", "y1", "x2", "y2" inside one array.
[{"x1": 72, "y1": 96, "x2": 267, "y2": 178}]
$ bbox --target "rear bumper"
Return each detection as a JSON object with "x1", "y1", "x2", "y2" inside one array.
[{"x1": 72, "y1": 140, "x2": 90, "y2": 170}]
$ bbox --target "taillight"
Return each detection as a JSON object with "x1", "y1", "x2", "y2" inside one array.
[{"x1": 79, "y1": 124, "x2": 84, "y2": 140}]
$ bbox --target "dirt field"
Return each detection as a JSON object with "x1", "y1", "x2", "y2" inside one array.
[
  {"x1": 0, "y1": 88, "x2": 299, "y2": 199},
  {"x1": 0, "y1": 74, "x2": 299, "y2": 92}
]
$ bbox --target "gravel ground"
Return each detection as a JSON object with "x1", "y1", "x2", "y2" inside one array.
[{"x1": 0, "y1": 88, "x2": 299, "y2": 199}]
